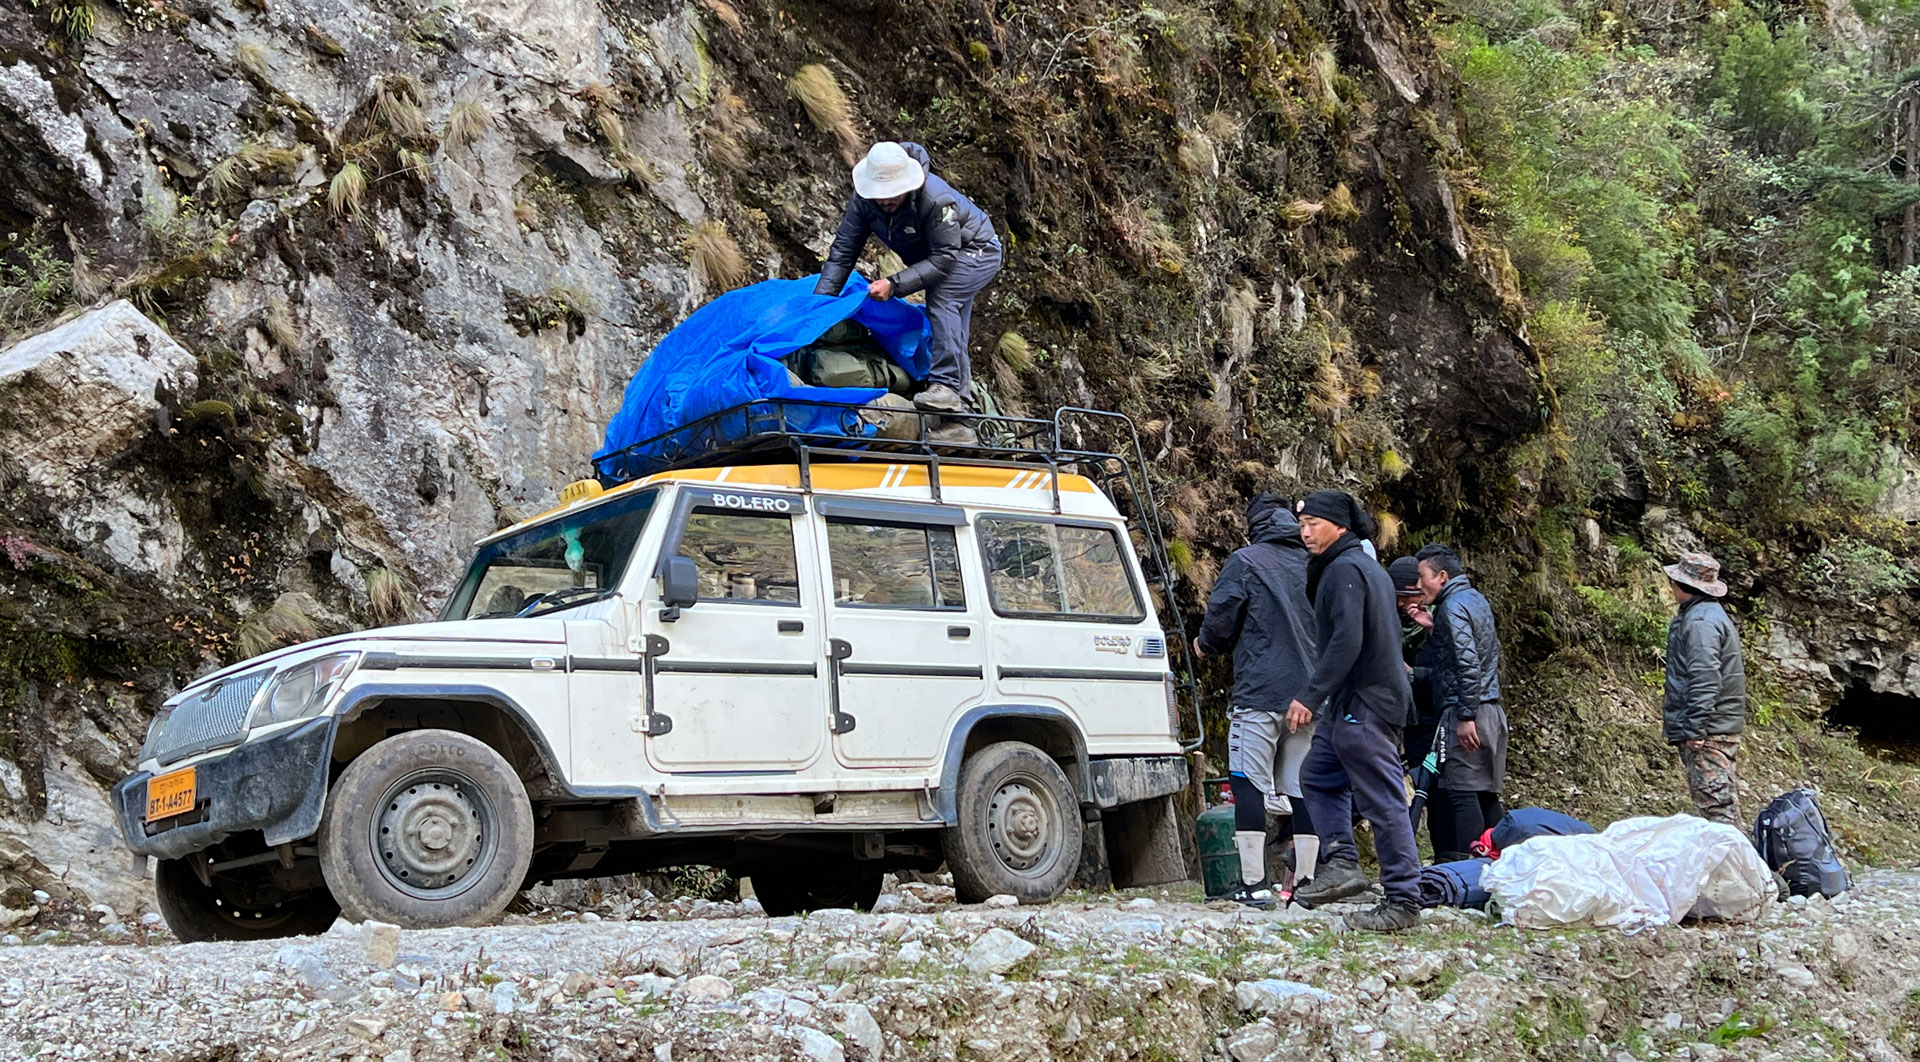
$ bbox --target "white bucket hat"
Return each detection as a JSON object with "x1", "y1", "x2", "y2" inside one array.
[{"x1": 852, "y1": 142, "x2": 925, "y2": 199}]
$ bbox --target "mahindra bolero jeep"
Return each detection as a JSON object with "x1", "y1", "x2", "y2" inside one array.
[{"x1": 113, "y1": 450, "x2": 1194, "y2": 940}]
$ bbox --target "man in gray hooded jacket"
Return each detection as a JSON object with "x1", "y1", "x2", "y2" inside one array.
[
  {"x1": 815, "y1": 141, "x2": 1002, "y2": 418},
  {"x1": 1662, "y1": 551, "x2": 1747, "y2": 826}
]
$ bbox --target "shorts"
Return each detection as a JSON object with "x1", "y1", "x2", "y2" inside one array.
[{"x1": 1228, "y1": 706, "x2": 1317, "y2": 806}]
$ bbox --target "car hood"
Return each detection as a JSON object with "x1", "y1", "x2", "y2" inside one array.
[{"x1": 180, "y1": 617, "x2": 572, "y2": 695}]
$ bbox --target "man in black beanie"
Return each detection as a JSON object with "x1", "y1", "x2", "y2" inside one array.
[
  {"x1": 1193, "y1": 493, "x2": 1319, "y2": 908},
  {"x1": 1286, "y1": 490, "x2": 1422, "y2": 931}
]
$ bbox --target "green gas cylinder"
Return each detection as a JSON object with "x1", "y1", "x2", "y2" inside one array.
[{"x1": 1197, "y1": 801, "x2": 1240, "y2": 899}]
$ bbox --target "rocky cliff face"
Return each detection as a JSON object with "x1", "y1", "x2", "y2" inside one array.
[
  {"x1": 0, "y1": 0, "x2": 1551, "y2": 907},
  {"x1": 11, "y1": 0, "x2": 1920, "y2": 917}
]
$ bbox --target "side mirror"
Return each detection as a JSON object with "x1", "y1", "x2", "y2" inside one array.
[{"x1": 659, "y1": 556, "x2": 699, "y2": 621}]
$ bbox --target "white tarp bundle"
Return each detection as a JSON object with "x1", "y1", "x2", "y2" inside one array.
[{"x1": 1480, "y1": 814, "x2": 1776, "y2": 931}]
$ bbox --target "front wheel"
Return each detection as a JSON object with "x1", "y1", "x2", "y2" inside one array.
[
  {"x1": 318, "y1": 729, "x2": 534, "y2": 928},
  {"x1": 942, "y1": 741, "x2": 1083, "y2": 904},
  {"x1": 154, "y1": 856, "x2": 340, "y2": 942}
]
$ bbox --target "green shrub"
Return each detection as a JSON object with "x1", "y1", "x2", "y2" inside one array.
[{"x1": 1797, "y1": 537, "x2": 1917, "y2": 606}]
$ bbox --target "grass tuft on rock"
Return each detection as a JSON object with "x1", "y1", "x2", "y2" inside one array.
[
  {"x1": 232, "y1": 592, "x2": 323, "y2": 659},
  {"x1": 443, "y1": 98, "x2": 494, "y2": 153},
  {"x1": 688, "y1": 222, "x2": 748, "y2": 292},
  {"x1": 365, "y1": 567, "x2": 414, "y2": 624},
  {"x1": 328, "y1": 162, "x2": 367, "y2": 218},
  {"x1": 996, "y1": 331, "x2": 1035, "y2": 373},
  {"x1": 233, "y1": 41, "x2": 271, "y2": 85},
  {"x1": 373, "y1": 75, "x2": 429, "y2": 142},
  {"x1": 699, "y1": 0, "x2": 744, "y2": 35},
  {"x1": 789, "y1": 64, "x2": 862, "y2": 165}
]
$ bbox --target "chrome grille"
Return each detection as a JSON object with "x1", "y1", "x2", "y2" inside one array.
[{"x1": 153, "y1": 670, "x2": 271, "y2": 766}]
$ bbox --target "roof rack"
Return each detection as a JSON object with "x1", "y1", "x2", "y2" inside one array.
[{"x1": 593, "y1": 398, "x2": 1204, "y2": 752}]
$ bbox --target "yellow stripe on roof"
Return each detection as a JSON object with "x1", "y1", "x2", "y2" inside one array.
[{"x1": 483, "y1": 462, "x2": 1096, "y2": 543}]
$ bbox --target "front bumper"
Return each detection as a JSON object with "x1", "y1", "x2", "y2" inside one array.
[{"x1": 111, "y1": 717, "x2": 336, "y2": 861}]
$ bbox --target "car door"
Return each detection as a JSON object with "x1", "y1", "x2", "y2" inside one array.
[
  {"x1": 642, "y1": 489, "x2": 829, "y2": 774},
  {"x1": 814, "y1": 498, "x2": 985, "y2": 768},
  {"x1": 976, "y1": 514, "x2": 1172, "y2": 748}
]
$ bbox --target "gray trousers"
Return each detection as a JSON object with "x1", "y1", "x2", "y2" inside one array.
[{"x1": 924, "y1": 245, "x2": 1002, "y2": 394}]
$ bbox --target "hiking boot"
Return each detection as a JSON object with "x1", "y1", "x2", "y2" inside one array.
[
  {"x1": 914, "y1": 383, "x2": 968, "y2": 413},
  {"x1": 927, "y1": 422, "x2": 978, "y2": 445},
  {"x1": 1290, "y1": 859, "x2": 1370, "y2": 907},
  {"x1": 1228, "y1": 879, "x2": 1276, "y2": 911},
  {"x1": 1346, "y1": 899, "x2": 1421, "y2": 933}
]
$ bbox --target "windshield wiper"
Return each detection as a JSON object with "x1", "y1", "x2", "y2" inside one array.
[{"x1": 514, "y1": 586, "x2": 620, "y2": 618}]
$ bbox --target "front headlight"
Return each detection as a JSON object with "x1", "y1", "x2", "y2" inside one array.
[
  {"x1": 140, "y1": 709, "x2": 173, "y2": 761},
  {"x1": 249, "y1": 652, "x2": 360, "y2": 728}
]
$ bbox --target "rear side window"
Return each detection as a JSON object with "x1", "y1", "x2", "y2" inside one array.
[
  {"x1": 978, "y1": 517, "x2": 1144, "y2": 620},
  {"x1": 677, "y1": 510, "x2": 801, "y2": 604},
  {"x1": 826, "y1": 521, "x2": 966, "y2": 609}
]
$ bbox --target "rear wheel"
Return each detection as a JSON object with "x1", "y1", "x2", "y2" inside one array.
[
  {"x1": 154, "y1": 856, "x2": 340, "y2": 942},
  {"x1": 942, "y1": 741, "x2": 1082, "y2": 904},
  {"x1": 318, "y1": 729, "x2": 534, "y2": 928},
  {"x1": 751, "y1": 864, "x2": 884, "y2": 916}
]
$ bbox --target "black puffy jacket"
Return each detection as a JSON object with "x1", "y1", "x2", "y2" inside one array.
[
  {"x1": 814, "y1": 143, "x2": 1000, "y2": 298},
  {"x1": 1429, "y1": 576, "x2": 1503, "y2": 722},
  {"x1": 1663, "y1": 598, "x2": 1747, "y2": 742},
  {"x1": 1195, "y1": 508, "x2": 1317, "y2": 714}
]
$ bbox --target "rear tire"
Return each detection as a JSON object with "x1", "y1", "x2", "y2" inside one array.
[
  {"x1": 154, "y1": 856, "x2": 340, "y2": 942},
  {"x1": 751, "y1": 864, "x2": 884, "y2": 916},
  {"x1": 318, "y1": 729, "x2": 533, "y2": 929},
  {"x1": 942, "y1": 741, "x2": 1082, "y2": 904}
]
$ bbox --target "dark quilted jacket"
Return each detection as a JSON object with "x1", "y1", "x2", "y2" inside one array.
[
  {"x1": 814, "y1": 143, "x2": 999, "y2": 298},
  {"x1": 1429, "y1": 576, "x2": 1502, "y2": 722},
  {"x1": 1663, "y1": 598, "x2": 1747, "y2": 742}
]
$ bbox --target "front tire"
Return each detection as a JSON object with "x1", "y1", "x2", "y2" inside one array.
[
  {"x1": 942, "y1": 741, "x2": 1082, "y2": 904},
  {"x1": 154, "y1": 856, "x2": 340, "y2": 942},
  {"x1": 318, "y1": 729, "x2": 534, "y2": 928}
]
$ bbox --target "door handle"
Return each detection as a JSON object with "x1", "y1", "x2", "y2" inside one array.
[
  {"x1": 778, "y1": 620, "x2": 805, "y2": 634},
  {"x1": 948, "y1": 625, "x2": 971, "y2": 639},
  {"x1": 827, "y1": 639, "x2": 856, "y2": 735}
]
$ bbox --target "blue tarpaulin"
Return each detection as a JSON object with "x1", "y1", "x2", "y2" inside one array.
[{"x1": 594, "y1": 275, "x2": 930, "y2": 481}]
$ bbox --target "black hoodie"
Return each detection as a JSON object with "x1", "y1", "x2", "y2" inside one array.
[
  {"x1": 1297, "y1": 533, "x2": 1415, "y2": 727},
  {"x1": 1196, "y1": 507, "x2": 1318, "y2": 714}
]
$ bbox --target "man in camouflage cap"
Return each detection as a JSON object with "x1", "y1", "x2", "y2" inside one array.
[{"x1": 1662, "y1": 551, "x2": 1747, "y2": 826}]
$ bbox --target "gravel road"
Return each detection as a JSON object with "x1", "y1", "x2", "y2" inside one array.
[{"x1": 5, "y1": 873, "x2": 1920, "y2": 1062}]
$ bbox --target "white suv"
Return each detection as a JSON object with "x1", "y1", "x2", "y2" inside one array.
[{"x1": 112, "y1": 408, "x2": 1195, "y2": 939}]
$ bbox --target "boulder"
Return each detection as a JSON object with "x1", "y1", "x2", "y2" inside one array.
[
  {"x1": 0, "y1": 300, "x2": 197, "y2": 487},
  {"x1": 961, "y1": 927, "x2": 1036, "y2": 975}
]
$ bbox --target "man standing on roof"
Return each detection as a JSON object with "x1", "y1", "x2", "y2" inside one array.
[
  {"x1": 1287, "y1": 491, "x2": 1422, "y2": 932},
  {"x1": 814, "y1": 142, "x2": 1003, "y2": 417},
  {"x1": 1662, "y1": 551, "x2": 1747, "y2": 827},
  {"x1": 1193, "y1": 493, "x2": 1319, "y2": 909},
  {"x1": 1414, "y1": 543, "x2": 1509, "y2": 860}
]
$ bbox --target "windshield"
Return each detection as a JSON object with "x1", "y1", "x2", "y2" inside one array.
[{"x1": 442, "y1": 490, "x2": 658, "y2": 620}]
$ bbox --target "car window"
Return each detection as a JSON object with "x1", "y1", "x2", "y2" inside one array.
[
  {"x1": 444, "y1": 490, "x2": 655, "y2": 620},
  {"x1": 679, "y1": 510, "x2": 802, "y2": 604},
  {"x1": 826, "y1": 521, "x2": 966, "y2": 609},
  {"x1": 979, "y1": 517, "x2": 1143, "y2": 620}
]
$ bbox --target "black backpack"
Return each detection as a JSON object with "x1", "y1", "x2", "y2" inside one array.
[{"x1": 1753, "y1": 789, "x2": 1850, "y2": 898}]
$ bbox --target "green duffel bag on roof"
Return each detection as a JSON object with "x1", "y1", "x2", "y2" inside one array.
[{"x1": 785, "y1": 320, "x2": 915, "y2": 393}]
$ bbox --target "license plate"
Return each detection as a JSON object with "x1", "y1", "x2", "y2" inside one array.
[{"x1": 145, "y1": 768, "x2": 197, "y2": 821}]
